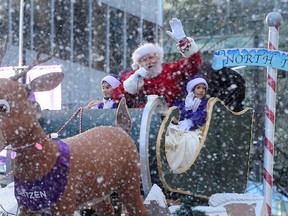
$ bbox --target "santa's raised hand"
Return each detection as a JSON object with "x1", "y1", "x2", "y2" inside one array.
[{"x1": 166, "y1": 18, "x2": 187, "y2": 43}]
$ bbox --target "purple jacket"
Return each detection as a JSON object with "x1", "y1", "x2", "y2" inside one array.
[
  {"x1": 172, "y1": 98, "x2": 208, "y2": 130},
  {"x1": 97, "y1": 101, "x2": 118, "y2": 109}
]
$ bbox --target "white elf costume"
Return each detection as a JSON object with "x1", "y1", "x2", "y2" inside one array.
[{"x1": 89, "y1": 75, "x2": 121, "y2": 109}]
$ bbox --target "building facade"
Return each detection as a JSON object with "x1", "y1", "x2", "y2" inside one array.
[{"x1": 0, "y1": 0, "x2": 163, "y2": 109}]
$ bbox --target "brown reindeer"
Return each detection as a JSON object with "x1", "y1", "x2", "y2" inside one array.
[{"x1": 0, "y1": 54, "x2": 148, "y2": 215}]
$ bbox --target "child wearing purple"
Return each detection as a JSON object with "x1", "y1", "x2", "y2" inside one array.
[
  {"x1": 176, "y1": 75, "x2": 208, "y2": 131},
  {"x1": 165, "y1": 76, "x2": 208, "y2": 174},
  {"x1": 85, "y1": 74, "x2": 121, "y2": 109}
]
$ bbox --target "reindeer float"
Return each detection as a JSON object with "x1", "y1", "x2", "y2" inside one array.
[{"x1": 0, "y1": 53, "x2": 148, "y2": 215}]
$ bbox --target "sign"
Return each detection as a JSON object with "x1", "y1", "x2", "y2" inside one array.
[{"x1": 212, "y1": 48, "x2": 288, "y2": 72}]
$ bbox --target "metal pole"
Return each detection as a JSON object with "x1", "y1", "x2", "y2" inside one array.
[
  {"x1": 123, "y1": 0, "x2": 127, "y2": 69},
  {"x1": 30, "y1": 0, "x2": 34, "y2": 49},
  {"x1": 263, "y1": 12, "x2": 282, "y2": 216},
  {"x1": 18, "y1": 0, "x2": 24, "y2": 68},
  {"x1": 139, "y1": 2, "x2": 143, "y2": 44},
  {"x1": 70, "y1": 1, "x2": 74, "y2": 62},
  {"x1": 88, "y1": 0, "x2": 92, "y2": 69},
  {"x1": 105, "y1": 5, "x2": 110, "y2": 73},
  {"x1": 50, "y1": 0, "x2": 55, "y2": 52}
]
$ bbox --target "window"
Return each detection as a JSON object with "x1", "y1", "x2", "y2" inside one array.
[
  {"x1": 126, "y1": 13, "x2": 140, "y2": 68},
  {"x1": 143, "y1": 20, "x2": 156, "y2": 43},
  {"x1": 0, "y1": 1, "x2": 9, "y2": 41},
  {"x1": 54, "y1": 0, "x2": 71, "y2": 60},
  {"x1": 91, "y1": 2, "x2": 106, "y2": 71},
  {"x1": 73, "y1": 0, "x2": 88, "y2": 66},
  {"x1": 33, "y1": 1, "x2": 51, "y2": 53},
  {"x1": 109, "y1": 7, "x2": 124, "y2": 73}
]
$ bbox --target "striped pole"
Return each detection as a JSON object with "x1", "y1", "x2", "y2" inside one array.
[{"x1": 264, "y1": 12, "x2": 282, "y2": 216}]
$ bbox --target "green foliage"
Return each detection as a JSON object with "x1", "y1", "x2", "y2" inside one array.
[
  {"x1": 174, "y1": 206, "x2": 206, "y2": 216},
  {"x1": 173, "y1": 195, "x2": 208, "y2": 216}
]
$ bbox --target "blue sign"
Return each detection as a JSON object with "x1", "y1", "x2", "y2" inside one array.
[{"x1": 212, "y1": 48, "x2": 288, "y2": 71}]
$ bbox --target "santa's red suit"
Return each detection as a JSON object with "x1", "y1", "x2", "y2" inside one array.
[
  {"x1": 113, "y1": 51, "x2": 201, "y2": 108},
  {"x1": 113, "y1": 18, "x2": 202, "y2": 108}
]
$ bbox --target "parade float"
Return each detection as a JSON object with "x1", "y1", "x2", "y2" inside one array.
[{"x1": 1, "y1": 11, "x2": 288, "y2": 216}]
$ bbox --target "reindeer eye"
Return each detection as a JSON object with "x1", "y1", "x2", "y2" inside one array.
[{"x1": 0, "y1": 99, "x2": 10, "y2": 113}]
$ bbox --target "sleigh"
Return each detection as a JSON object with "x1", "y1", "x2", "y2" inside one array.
[
  {"x1": 36, "y1": 95, "x2": 254, "y2": 198},
  {"x1": 156, "y1": 97, "x2": 254, "y2": 198}
]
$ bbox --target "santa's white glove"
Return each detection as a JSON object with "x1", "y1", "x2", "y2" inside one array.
[
  {"x1": 166, "y1": 18, "x2": 186, "y2": 43},
  {"x1": 134, "y1": 67, "x2": 149, "y2": 78},
  {"x1": 178, "y1": 119, "x2": 193, "y2": 131},
  {"x1": 123, "y1": 68, "x2": 147, "y2": 94}
]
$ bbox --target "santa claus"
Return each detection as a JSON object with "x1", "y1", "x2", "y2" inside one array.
[{"x1": 113, "y1": 18, "x2": 202, "y2": 108}]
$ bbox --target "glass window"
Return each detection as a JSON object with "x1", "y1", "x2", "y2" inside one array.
[
  {"x1": 0, "y1": 0, "x2": 9, "y2": 40},
  {"x1": 11, "y1": 1, "x2": 20, "y2": 46},
  {"x1": 33, "y1": 1, "x2": 51, "y2": 53},
  {"x1": 91, "y1": 2, "x2": 106, "y2": 71},
  {"x1": 143, "y1": 20, "x2": 155, "y2": 43},
  {"x1": 109, "y1": 7, "x2": 124, "y2": 73},
  {"x1": 126, "y1": 13, "x2": 140, "y2": 68},
  {"x1": 73, "y1": 0, "x2": 88, "y2": 66},
  {"x1": 54, "y1": 0, "x2": 71, "y2": 61}
]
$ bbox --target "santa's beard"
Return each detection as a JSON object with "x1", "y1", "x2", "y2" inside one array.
[{"x1": 145, "y1": 62, "x2": 163, "y2": 78}]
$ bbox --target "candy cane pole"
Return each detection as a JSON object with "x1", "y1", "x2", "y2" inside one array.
[{"x1": 264, "y1": 12, "x2": 282, "y2": 216}]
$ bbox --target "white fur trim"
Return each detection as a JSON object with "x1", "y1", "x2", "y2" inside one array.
[
  {"x1": 186, "y1": 77, "x2": 208, "y2": 93},
  {"x1": 131, "y1": 43, "x2": 164, "y2": 68},
  {"x1": 102, "y1": 75, "x2": 121, "y2": 89},
  {"x1": 209, "y1": 193, "x2": 265, "y2": 207},
  {"x1": 177, "y1": 37, "x2": 198, "y2": 58},
  {"x1": 131, "y1": 62, "x2": 139, "y2": 70},
  {"x1": 123, "y1": 74, "x2": 144, "y2": 94}
]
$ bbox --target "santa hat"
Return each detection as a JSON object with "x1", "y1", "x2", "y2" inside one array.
[
  {"x1": 131, "y1": 43, "x2": 164, "y2": 70},
  {"x1": 186, "y1": 76, "x2": 208, "y2": 93},
  {"x1": 102, "y1": 74, "x2": 121, "y2": 89}
]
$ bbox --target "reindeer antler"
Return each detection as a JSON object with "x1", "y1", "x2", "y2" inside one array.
[{"x1": 10, "y1": 51, "x2": 54, "y2": 81}]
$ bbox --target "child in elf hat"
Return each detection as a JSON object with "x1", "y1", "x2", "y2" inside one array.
[
  {"x1": 165, "y1": 76, "x2": 208, "y2": 174},
  {"x1": 177, "y1": 75, "x2": 209, "y2": 131},
  {"x1": 85, "y1": 74, "x2": 121, "y2": 109}
]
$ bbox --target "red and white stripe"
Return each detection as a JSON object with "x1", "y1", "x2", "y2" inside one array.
[{"x1": 264, "y1": 18, "x2": 281, "y2": 216}]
